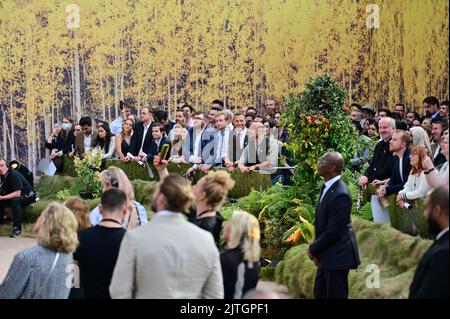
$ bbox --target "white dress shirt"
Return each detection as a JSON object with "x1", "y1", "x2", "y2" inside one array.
[
  {"x1": 436, "y1": 227, "x2": 449, "y2": 241},
  {"x1": 83, "y1": 134, "x2": 92, "y2": 155},
  {"x1": 320, "y1": 175, "x2": 341, "y2": 202},
  {"x1": 139, "y1": 122, "x2": 152, "y2": 154}
]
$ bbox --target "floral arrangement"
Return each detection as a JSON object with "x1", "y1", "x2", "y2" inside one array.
[{"x1": 74, "y1": 148, "x2": 103, "y2": 198}]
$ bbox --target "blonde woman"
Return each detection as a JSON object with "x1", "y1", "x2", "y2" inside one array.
[
  {"x1": 190, "y1": 170, "x2": 235, "y2": 246},
  {"x1": 64, "y1": 197, "x2": 91, "y2": 231},
  {"x1": 0, "y1": 202, "x2": 78, "y2": 299},
  {"x1": 89, "y1": 166, "x2": 148, "y2": 229},
  {"x1": 115, "y1": 117, "x2": 135, "y2": 162},
  {"x1": 221, "y1": 211, "x2": 261, "y2": 299}
]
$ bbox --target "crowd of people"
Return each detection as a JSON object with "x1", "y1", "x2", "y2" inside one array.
[
  {"x1": 42, "y1": 99, "x2": 292, "y2": 184},
  {"x1": 0, "y1": 96, "x2": 448, "y2": 300}
]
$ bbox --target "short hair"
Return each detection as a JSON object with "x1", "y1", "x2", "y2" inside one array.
[
  {"x1": 200, "y1": 170, "x2": 235, "y2": 211},
  {"x1": 432, "y1": 120, "x2": 448, "y2": 132},
  {"x1": 158, "y1": 174, "x2": 195, "y2": 213},
  {"x1": 119, "y1": 100, "x2": 132, "y2": 111},
  {"x1": 407, "y1": 111, "x2": 420, "y2": 120},
  {"x1": 225, "y1": 211, "x2": 261, "y2": 262},
  {"x1": 423, "y1": 96, "x2": 439, "y2": 106},
  {"x1": 79, "y1": 117, "x2": 92, "y2": 126},
  {"x1": 440, "y1": 100, "x2": 449, "y2": 107},
  {"x1": 37, "y1": 202, "x2": 78, "y2": 253},
  {"x1": 395, "y1": 120, "x2": 408, "y2": 130},
  {"x1": 64, "y1": 197, "x2": 90, "y2": 231},
  {"x1": 254, "y1": 114, "x2": 265, "y2": 119},
  {"x1": 379, "y1": 116, "x2": 396, "y2": 129},
  {"x1": 154, "y1": 110, "x2": 169, "y2": 122},
  {"x1": 101, "y1": 188, "x2": 128, "y2": 213},
  {"x1": 246, "y1": 107, "x2": 257, "y2": 115},
  {"x1": 351, "y1": 102, "x2": 362, "y2": 110},
  {"x1": 212, "y1": 99, "x2": 224, "y2": 108},
  {"x1": 378, "y1": 108, "x2": 391, "y2": 117},
  {"x1": 233, "y1": 112, "x2": 246, "y2": 118},
  {"x1": 210, "y1": 106, "x2": 223, "y2": 112},
  {"x1": 152, "y1": 122, "x2": 164, "y2": 132},
  {"x1": 182, "y1": 104, "x2": 195, "y2": 113},
  {"x1": 215, "y1": 111, "x2": 227, "y2": 119},
  {"x1": 245, "y1": 113, "x2": 255, "y2": 119},
  {"x1": 396, "y1": 129, "x2": 412, "y2": 148},
  {"x1": 427, "y1": 185, "x2": 449, "y2": 216},
  {"x1": 394, "y1": 103, "x2": 405, "y2": 111}
]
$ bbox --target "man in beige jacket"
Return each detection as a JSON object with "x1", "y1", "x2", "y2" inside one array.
[{"x1": 109, "y1": 174, "x2": 224, "y2": 299}]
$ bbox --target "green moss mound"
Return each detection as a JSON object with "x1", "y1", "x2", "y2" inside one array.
[
  {"x1": 21, "y1": 175, "x2": 157, "y2": 223},
  {"x1": 275, "y1": 217, "x2": 432, "y2": 299}
]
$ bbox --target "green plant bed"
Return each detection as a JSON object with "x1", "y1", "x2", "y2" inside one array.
[
  {"x1": 363, "y1": 185, "x2": 430, "y2": 239},
  {"x1": 21, "y1": 175, "x2": 157, "y2": 223},
  {"x1": 61, "y1": 157, "x2": 271, "y2": 198},
  {"x1": 275, "y1": 217, "x2": 432, "y2": 299}
]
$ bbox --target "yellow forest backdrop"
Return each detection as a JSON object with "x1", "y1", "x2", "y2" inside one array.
[{"x1": 0, "y1": 0, "x2": 448, "y2": 169}]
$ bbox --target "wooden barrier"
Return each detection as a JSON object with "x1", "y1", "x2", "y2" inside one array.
[{"x1": 365, "y1": 185, "x2": 431, "y2": 239}]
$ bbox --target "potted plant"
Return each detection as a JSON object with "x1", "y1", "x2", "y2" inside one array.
[{"x1": 74, "y1": 148, "x2": 103, "y2": 199}]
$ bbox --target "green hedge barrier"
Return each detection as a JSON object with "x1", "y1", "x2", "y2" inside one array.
[
  {"x1": 275, "y1": 217, "x2": 432, "y2": 299},
  {"x1": 61, "y1": 156, "x2": 271, "y2": 198},
  {"x1": 23, "y1": 175, "x2": 156, "y2": 223},
  {"x1": 364, "y1": 185, "x2": 431, "y2": 239}
]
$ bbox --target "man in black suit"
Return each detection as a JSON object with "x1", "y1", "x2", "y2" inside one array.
[
  {"x1": 359, "y1": 117, "x2": 396, "y2": 187},
  {"x1": 147, "y1": 123, "x2": 171, "y2": 162},
  {"x1": 410, "y1": 186, "x2": 449, "y2": 299},
  {"x1": 307, "y1": 152, "x2": 360, "y2": 299},
  {"x1": 129, "y1": 106, "x2": 154, "y2": 162}
]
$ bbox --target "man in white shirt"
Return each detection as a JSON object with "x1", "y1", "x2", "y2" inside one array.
[
  {"x1": 307, "y1": 152, "x2": 360, "y2": 299},
  {"x1": 224, "y1": 113, "x2": 248, "y2": 172},
  {"x1": 199, "y1": 112, "x2": 228, "y2": 172},
  {"x1": 109, "y1": 101, "x2": 132, "y2": 135},
  {"x1": 129, "y1": 107, "x2": 154, "y2": 162},
  {"x1": 74, "y1": 117, "x2": 98, "y2": 157}
]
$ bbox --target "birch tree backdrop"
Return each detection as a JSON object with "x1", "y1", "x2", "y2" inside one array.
[{"x1": 0, "y1": 0, "x2": 448, "y2": 170}]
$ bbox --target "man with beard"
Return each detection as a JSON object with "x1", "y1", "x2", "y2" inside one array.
[{"x1": 409, "y1": 186, "x2": 449, "y2": 299}]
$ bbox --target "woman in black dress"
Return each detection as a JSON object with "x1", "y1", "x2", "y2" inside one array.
[
  {"x1": 221, "y1": 211, "x2": 260, "y2": 299},
  {"x1": 190, "y1": 170, "x2": 235, "y2": 246},
  {"x1": 115, "y1": 117, "x2": 135, "y2": 162}
]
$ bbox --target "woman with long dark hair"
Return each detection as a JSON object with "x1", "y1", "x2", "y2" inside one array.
[{"x1": 93, "y1": 123, "x2": 116, "y2": 159}]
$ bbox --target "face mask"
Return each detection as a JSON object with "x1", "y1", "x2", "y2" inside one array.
[
  {"x1": 61, "y1": 123, "x2": 71, "y2": 130},
  {"x1": 426, "y1": 215, "x2": 442, "y2": 237}
]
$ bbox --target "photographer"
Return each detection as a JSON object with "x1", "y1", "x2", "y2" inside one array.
[{"x1": 0, "y1": 159, "x2": 36, "y2": 237}]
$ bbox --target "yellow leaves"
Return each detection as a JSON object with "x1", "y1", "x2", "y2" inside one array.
[{"x1": 257, "y1": 205, "x2": 268, "y2": 221}]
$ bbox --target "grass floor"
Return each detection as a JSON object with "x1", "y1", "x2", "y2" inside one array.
[{"x1": 275, "y1": 217, "x2": 432, "y2": 299}]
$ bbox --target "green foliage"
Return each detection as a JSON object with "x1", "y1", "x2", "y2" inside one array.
[
  {"x1": 73, "y1": 149, "x2": 103, "y2": 197},
  {"x1": 259, "y1": 266, "x2": 276, "y2": 281},
  {"x1": 285, "y1": 74, "x2": 358, "y2": 187},
  {"x1": 56, "y1": 189, "x2": 71, "y2": 201}
]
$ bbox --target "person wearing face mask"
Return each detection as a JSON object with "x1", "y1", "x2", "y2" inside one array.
[
  {"x1": 409, "y1": 186, "x2": 449, "y2": 299},
  {"x1": 45, "y1": 118, "x2": 74, "y2": 171}
]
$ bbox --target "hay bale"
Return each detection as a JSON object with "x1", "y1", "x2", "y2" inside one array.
[{"x1": 276, "y1": 217, "x2": 432, "y2": 299}]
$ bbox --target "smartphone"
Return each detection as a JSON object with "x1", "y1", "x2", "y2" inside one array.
[{"x1": 159, "y1": 143, "x2": 170, "y2": 160}]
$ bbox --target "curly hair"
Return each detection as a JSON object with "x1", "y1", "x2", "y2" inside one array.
[
  {"x1": 200, "y1": 170, "x2": 235, "y2": 211},
  {"x1": 37, "y1": 202, "x2": 79, "y2": 253}
]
